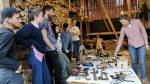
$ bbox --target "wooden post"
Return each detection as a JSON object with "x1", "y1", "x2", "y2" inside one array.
[
  {"x1": 69, "y1": 0, "x2": 71, "y2": 11},
  {"x1": 80, "y1": 21, "x2": 83, "y2": 45},
  {"x1": 99, "y1": 0, "x2": 118, "y2": 39},
  {"x1": 127, "y1": 0, "x2": 131, "y2": 18}
]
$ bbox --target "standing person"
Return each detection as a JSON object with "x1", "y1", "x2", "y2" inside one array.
[
  {"x1": 0, "y1": 7, "x2": 23, "y2": 84},
  {"x1": 68, "y1": 19, "x2": 81, "y2": 63},
  {"x1": 61, "y1": 23, "x2": 73, "y2": 62},
  {"x1": 40, "y1": 5, "x2": 62, "y2": 84},
  {"x1": 15, "y1": 7, "x2": 51, "y2": 84},
  {"x1": 114, "y1": 15, "x2": 149, "y2": 83}
]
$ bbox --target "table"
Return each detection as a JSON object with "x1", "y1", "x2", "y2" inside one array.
[{"x1": 67, "y1": 56, "x2": 142, "y2": 84}]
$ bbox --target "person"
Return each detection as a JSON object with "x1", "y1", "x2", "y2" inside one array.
[
  {"x1": 68, "y1": 19, "x2": 81, "y2": 63},
  {"x1": 15, "y1": 7, "x2": 51, "y2": 84},
  {"x1": 0, "y1": 7, "x2": 23, "y2": 84},
  {"x1": 40, "y1": 5, "x2": 62, "y2": 84},
  {"x1": 54, "y1": 26, "x2": 72, "y2": 84},
  {"x1": 61, "y1": 23, "x2": 73, "y2": 62},
  {"x1": 114, "y1": 15, "x2": 149, "y2": 83}
]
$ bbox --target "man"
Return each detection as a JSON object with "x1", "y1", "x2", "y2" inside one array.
[
  {"x1": 0, "y1": 7, "x2": 23, "y2": 84},
  {"x1": 114, "y1": 15, "x2": 149, "y2": 83},
  {"x1": 40, "y1": 5, "x2": 62, "y2": 84}
]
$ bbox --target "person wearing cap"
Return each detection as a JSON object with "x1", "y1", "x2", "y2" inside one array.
[
  {"x1": 114, "y1": 15, "x2": 149, "y2": 83},
  {"x1": 0, "y1": 7, "x2": 23, "y2": 84}
]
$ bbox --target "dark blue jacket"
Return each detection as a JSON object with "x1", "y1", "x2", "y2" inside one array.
[
  {"x1": 15, "y1": 23, "x2": 46, "y2": 53},
  {"x1": 0, "y1": 28, "x2": 19, "y2": 71}
]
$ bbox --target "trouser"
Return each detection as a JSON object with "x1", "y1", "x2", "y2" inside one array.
[
  {"x1": 28, "y1": 49, "x2": 51, "y2": 84},
  {"x1": 128, "y1": 45, "x2": 146, "y2": 80},
  {"x1": 73, "y1": 40, "x2": 80, "y2": 61},
  {"x1": 0, "y1": 68, "x2": 23, "y2": 84},
  {"x1": 45, "y1": 50, "x2": 63, "y2": 84}
]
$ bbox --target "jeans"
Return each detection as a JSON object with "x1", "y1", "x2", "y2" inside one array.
[
  {"x1": 45, "y1": 50, "x2": 63, "y2": 84},
  {"x1": 128, "y1": 45, "x2": 146, "y2": 80},
  {"x1": 0, "y1": 68, "x2": 23, "y2": 84},
  {"x1": 73, "y1": 40, "x2": 80, "y2": 61},
  {"x1": 28, "y1": 49, "x2": 51, "y2": 84}
]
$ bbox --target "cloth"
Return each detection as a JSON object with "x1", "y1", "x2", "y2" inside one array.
[
  {"x1": 0, "y1": 27, "x2": 19, "y2": 71},
  {"x1": 40, "y1": 18, "x2": 57, "y2": 51},
  {"x1": 115, "y1": 19, "x2": 148, "y2": 52},
  {"x1": 68, "y1": 26, "x2": 80, "y2": 41}
]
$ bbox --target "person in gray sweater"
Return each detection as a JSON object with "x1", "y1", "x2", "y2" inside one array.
[{"x1": 0, "y1": 7, "x2": 23, "y2": 84}]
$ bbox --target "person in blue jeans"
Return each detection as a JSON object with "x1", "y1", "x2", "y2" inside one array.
[
  {"x1": 61, "y1": 23, "x2": 73, "y2": 62},
  {"x1": 0, "y1": 7, "x2": 23, "y2": 84},
  {"x1": 68, "y1": 19, "x2": 81, "y2": 63},
  {"x1": 15, "y1": 7, "x2": 51, "y2": 84},
  {"x1": 114, "y1": 15, "x2": 149, "y2": 83}
]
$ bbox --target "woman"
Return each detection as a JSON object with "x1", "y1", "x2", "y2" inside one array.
[
  {"x1": 15, "y1": 7, "x2": 51, "y2": 84},
  {"x1": 114, "y1": 15, "x2": 149, "y2": 83}
]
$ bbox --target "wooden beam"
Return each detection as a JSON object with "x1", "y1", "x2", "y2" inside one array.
[
  {"x1": 127, "y1": 0, "x2": 131, "y2": 18},
  {"x1": 86, "y1": 32, "x2": 120, "y2": 36},
  {"x1": 99, "y1": 0, "x2": 118, "y2": 39}
]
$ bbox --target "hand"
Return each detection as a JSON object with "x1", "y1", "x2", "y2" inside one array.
[
  {"x1": 65, "y1": 50, "x2": 69, "y2": 54},
  {"x1": 15, "y1": 65, "x2": 22, "y2": 73},
  {"x1": 114, "y1": 51, "x2": 118, "y2": 57},
  {"x1": 145, "y1": 45, "x2": 149, "y2": 50}
]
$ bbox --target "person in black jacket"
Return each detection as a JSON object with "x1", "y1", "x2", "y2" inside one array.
[{"x1": 0, "y1": 7, "x2": 23, "y2": 84}]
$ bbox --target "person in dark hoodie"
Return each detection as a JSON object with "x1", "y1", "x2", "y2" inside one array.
[
  {"x1": 0, "y1": 7, "x2": 23, "y2": 84},
  {"x1": 15, "y1": 7, "x2": 51, "y2": 84}
]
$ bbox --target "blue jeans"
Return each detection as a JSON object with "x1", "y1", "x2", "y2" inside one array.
[
  {"x1": 0, "y1": 68, "x2": 23, "y2": 84},
  {"x1": 128, "y1": 45, "x2": 146, "y2": 80},
  {"x1": 28, "y1": 49, "x2": 51, "y2": 84},
  {"x1": 73, "y1": 40, "x2": 80, "y2": 61}
]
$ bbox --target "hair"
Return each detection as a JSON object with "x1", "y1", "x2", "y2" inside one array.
[
  {"x1": 119, "y1": 15, "x2": 130, "y2": 21},
  {"x1": 28, "y1": 7, "x2": 42, "y2": 21},
  {"x1": 63, "y1": 23, "x2": 68, "y2": 31},
  {"x1": 42, "y1": 5, "x2": 54, "y2": 15}
]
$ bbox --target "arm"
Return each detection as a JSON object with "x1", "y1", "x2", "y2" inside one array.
[
  {"x1": 15, "y1": 25, "x2": 33, "y2": 48},
  {"x1": 115, "y1": 28, "x2": 125, "y2": 52},
  {"x1": 138, "y1": 20, "x2": 148, "y2": 45},
  {"x1": 0, "y1": 33, "x2": 14, "y2": 58},
  {"x1": 72, "y1": 26, "x2": 80, "y2": 36},
  {"x1": 41, "y1": 28, "x2": 55, "y2": 49}
]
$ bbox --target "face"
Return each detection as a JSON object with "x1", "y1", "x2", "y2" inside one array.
[
  {"x1": 7, "y1": 14, "x2": 22, "y2": 29},
  {"x1": 48, "y1": 9, "x2": 54, "y2": 16},
  {"x1": 36, "y1": 12, "x2": 44, "y2": 24},
  {"x1": 72, "y1": 20, "x2": 76, "y2": 26},
  {"x1": 55, "y1": 26, "x2": 60, "y2": 33},
  {"x1": 120, "y1": 19, "x2": 129, "y2": 26}
]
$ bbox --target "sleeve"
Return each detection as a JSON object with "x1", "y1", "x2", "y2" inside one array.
[
  {"x1": 115, "y1": 28, "x2": 125, "y2": 52},
  {"x1": 0, "y1": 33, "x2": 14, "y2": 58},
  {"x1": 15, "y1": 25, "x2": 34, "y2": 48},
  {"x1": 138, "y1": 20, "x2": 148, "y2": 45}
]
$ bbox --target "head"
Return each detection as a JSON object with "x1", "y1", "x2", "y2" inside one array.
[
  {"x1": 42, "y1": 5, "x2": 54, "y2": 17},
  {"x1": 0, "y1": 7, "x2": 22, "y2": 29},
  {"x1": 119, "y1": 15, "x2": 130, "y2": 26},
  {"x1": 63, "y1": 23, "x2": 68, "y2": 31},
  {"x1": 71, "y1": 19, "x2": 76, "y2": 26},
  {"x1": 28, "y1": 7, "x2": 44, "y2": 24}
]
